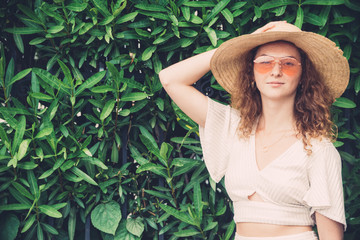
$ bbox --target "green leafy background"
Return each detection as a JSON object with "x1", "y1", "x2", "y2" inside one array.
[{"x1": 0, "y1": 0, "x2": 359, "y2": 239}]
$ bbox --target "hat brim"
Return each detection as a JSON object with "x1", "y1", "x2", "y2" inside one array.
[{"x1": 210, "y1": 31, "x2": 349, "y2": 99}]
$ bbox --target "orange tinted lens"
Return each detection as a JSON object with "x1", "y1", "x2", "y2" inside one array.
[
  {"x1": 279, "y1": 58, "x2": 301, "y2": 76},
  {"x1": 253, "y1": 57, "x2": 275, "y2": 74}
]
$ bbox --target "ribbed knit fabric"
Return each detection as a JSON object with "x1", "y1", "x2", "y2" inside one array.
[{"x1": 199, "y1": 98, "x2": 346, "y2": 230}]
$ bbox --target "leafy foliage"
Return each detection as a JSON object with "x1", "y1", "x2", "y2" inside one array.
[{"x1": 0, "y1": 0, "x2": 359, "y2": 239}]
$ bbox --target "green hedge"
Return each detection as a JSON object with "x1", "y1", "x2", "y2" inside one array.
[{"x1": 0, "y1": 0, "x2": 359, "y2": 239}]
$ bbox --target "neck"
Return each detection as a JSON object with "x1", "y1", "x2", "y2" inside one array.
[{"x1": 257, "y1": 96, "x2": 296, "y2": 134}]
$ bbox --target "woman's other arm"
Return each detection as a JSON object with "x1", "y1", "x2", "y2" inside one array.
[
  {"x1": 315, "y1": 212, "x2": 344, "y2": 240},
  {"x1": 159, "y1": 49, "x2": 216, "y2": 127}
]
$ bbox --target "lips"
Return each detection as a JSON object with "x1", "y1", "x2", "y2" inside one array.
[{"x1": 267, "y1": 82, "x2": 284, "y2": 84}]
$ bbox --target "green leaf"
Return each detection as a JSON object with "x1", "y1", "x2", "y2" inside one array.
[
  {"x1": 17, "y1": 139, "x2": 31, "y2": 161},
  {"x1": 91, "y1": 0, "x2": 111, "y2": 16},
  {"x1": 57, "y1": 59, "x2": 72, "y2": 83},
  {"x1": 12, "y1": 115, "x2": 26, "y2": 154},
  {"x1": 33, "y1": 68, "x2": 71, "y2": 95},
  {"x1": 70, "y1": 167, "x2": 98, "y2": 185},
  {"x1": 39, "y1": 205, "x2": 62, "y2": 218},
  {"x1": 30, "y1": 92, "x2": 53, "y2": 100},
  {"x1": 100, "y1": 100, "x2": 115, "y2": 121},
  {"x1": 144, "y1": 190, "x2": 172, "y2": 200},
  {"x1": 174, "y1": 229, "x2": 201, "y2": 237},
  {"x1": 8, "y1": 68, "x2": 32, "y2": 86},
  {"x1": 91, "y1": 201, "x2": 121, "y2": 235},
  {"x1": 91, "y1": 85, "x2": 115, "y2": 93},
  {"x1": 11, "y1": 182, "x2": 34, "y2": 200},
  {"x1": 354, "y1": 75, "x2": 360, "y2": 94},
  {"x1": 41, "y1": 222, "x2": 58, "y2": 235},
  {"x1": 79, "y1": 23, "x2": 94, "y2": 35},
  {"x1": 0, "y1": 213, "x2": 20, "y2": 240},
  {"x1": 116, "y1": 12, "x2": 138, "y2": 24},
  {"x1": 68, "y1": 206, "x2": 76, "y2": 240},
  {"x1": 260, "y1": 0, "x2": 297, "y2": 9},
  {"x1": 21, "y1": 214, "x2": 36, "y2": 233},
  {"x1": 126, "y1": 218, "x2": 144, "y2": 237},
  {"x1": 159, "y1": 203, "x2": 196, "y2": 226},
  {"x1": 0, "y1": 203, "x2": 31, "y2": 210},
  {"x1": 344, "y1": 0, "x2": 360, "y2": 12},
  {"x1": 135, "y1": 4, "x2": 167, "y2": 12},
  {"x1": 17, "y1": 4, "x2": 42, "y2": 24},
  {"x1": 193, "y1": 181, "x2": 202, "y2": 218},
  {"x1": 121, "y1": 92, "x2": 148, "y2": 101},
  {"x1": 35, "y1": 127, "x2": 53, "y2": 139},
  {"x1": 183, "y1": 1, "x2": 215, "y2": 7},
  {"x1": 47, "y1": 25, "x2": 64, "y2": 34},
  {"x1": 67, "y1": 3, "x2": 88, "y2": 12},
  {"x1": 331, "y1": 16, "x2": 355, "y2": 24},
  {"x1": 27, "y1": 170, "x2": 39, "y2": 198},
  {"x1": 224, "y1": 221, "x2": 236, "y2": 240},
  {"x1": 5, "y1": 27, "x2": 43, "y2": 34},
  {"x1": 37, "y1": 222, "x2": 44, "y2": 240},
  {"x1": 333, "y1": 97, "x2": 356, "y2": 108},
  {"x1": 304, "y1": 13, "x2": 323, "y2": 26},
  {"x1": 204, "y1": 0, "x2": 231, "y2": 24},
  {"x1": 221, "y1": 8, "x2": 234, "y2": 24},
  {"x1": 142, "y1": 46, "x2": 157, "y2": 61},
  {"x1": 14, "y1": 34, "x2": 24, "y2": 54},
  {"x1": 295, "y1": 6, "x2": 304, "y2": 29},
  {"x1": 75, "y1": 71, "x2": 106, "y2": 96},
  {"x1": 204, "y1": 26, "x2": 217, "y2": 47},
  {"x1": 302, "y1": 0, "x2": 344, "y2": 5},
  {"x1": 181, "y1": 6, "x2": 190, "y2": 21}
]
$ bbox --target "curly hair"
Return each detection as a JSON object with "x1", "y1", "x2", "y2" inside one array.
[{"x1": 230, "y1": 41, "x2": 336, "y2": 155}]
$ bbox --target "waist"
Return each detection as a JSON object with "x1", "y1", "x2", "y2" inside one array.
[
  {"x1": 233, "y1": 200, "x2": 314, "y2": 226},
  {"x1": 235, "y1": 230, "x2": 318, "y2": 240},
  {"x1": 236, "y1": 222, "x2": 313, "y2": 237}
]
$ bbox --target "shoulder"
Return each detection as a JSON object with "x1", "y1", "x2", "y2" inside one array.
[{"x1": 307, "y1": 137, "x2": 341, "y2": 168}]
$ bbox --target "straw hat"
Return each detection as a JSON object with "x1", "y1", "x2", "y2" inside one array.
[{"x1": 210, "y1": 22, "x2": 349, "y2": 99}]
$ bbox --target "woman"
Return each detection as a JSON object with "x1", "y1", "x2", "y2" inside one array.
[{"x1": 159, "y1": 22, "x2": 348, "y2": 240}]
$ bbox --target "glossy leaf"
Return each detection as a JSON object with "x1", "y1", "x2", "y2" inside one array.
[
  {"x1": 333, "y1": 97, "x2": 356, "y2": 108},
  {"x1": 39, "y1": 205, "x2": 62, "y2": 218},
  {"x1": 260, "y1": 0, "x2": 297, "y2": 9}
]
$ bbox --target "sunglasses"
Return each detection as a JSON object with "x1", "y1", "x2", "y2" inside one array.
[{"x1": 253, "y1": 56, "x2": 301, "y2": 76}]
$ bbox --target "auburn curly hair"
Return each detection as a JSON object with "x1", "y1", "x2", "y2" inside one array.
[{"x1": 230, "y1": 41, "x2": 336, "y2": 155}]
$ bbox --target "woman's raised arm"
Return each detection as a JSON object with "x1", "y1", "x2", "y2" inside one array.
[{"x1": 159, "y1": 49, "x2": 216, "y2": 127}]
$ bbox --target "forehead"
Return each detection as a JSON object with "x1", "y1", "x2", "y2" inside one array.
[{"x1": 255, "y1": 41, "x2": 301, "y2": 59}]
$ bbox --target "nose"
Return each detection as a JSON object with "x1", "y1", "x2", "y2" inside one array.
[{"x1": 270, "y1": 61, "x2": 282, "y2": 77}]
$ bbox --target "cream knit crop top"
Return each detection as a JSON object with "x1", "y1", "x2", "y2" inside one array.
[{"x1": 199, "y1": 98, "x2": 346, "y2": 230}]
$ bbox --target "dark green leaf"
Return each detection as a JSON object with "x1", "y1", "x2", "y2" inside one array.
[
  {"x1": 302, "y1": 0, "x2": 344, "y2": 5},
  {"x1": 260, "y1": 0, "x2": 297, "y2": 10},
  {"x1": 75, "y1": 71, "x2": 106, "y2": 96},
  {"x1": 204, "y1": 0, "x2": 231, "y2": 24},
  {"x1": 39, "y1": 205, "x2": 62, "y2": 218},
  {"x1": 70, "y1": 167, "x2": 98, "y2": 185},
  {"x1": 14, "y1": 34, "x2": 24, "y2": 54},
  {"x1": 333, "y1": 97, "x2": 356, "y2": 108},
  {"x1": 116, "y1": 12, "x2": 138, "y2": 24}
]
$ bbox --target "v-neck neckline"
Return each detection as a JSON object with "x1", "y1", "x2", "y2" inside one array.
[{"x1": 251, "y1": 133, "x2": 301, "y2": 173}]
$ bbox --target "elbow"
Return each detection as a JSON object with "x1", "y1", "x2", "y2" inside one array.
[{"x1": 159, "y1": 69, "x2": 170, "y2": 88}]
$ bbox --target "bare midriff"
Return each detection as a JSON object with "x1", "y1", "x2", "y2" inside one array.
[{"x1": 236, "y1": 222, "x2": 312, "y2": 237}]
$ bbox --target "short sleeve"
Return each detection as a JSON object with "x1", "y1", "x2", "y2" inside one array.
[
  {"x1": 199, "y1": 98, "x2": 240, "y2": 183},
  {"x1": 302, "y1": 141, "x2": 346, "y2": 230}
]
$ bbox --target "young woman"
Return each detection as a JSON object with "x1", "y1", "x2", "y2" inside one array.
[{"x1": 159, "y1": 22, "x2": 348, "y2": 240}]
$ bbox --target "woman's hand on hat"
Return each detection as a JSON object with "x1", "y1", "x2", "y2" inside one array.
[{"x1": 252, "y1": 21, "x2": 287, "y2": 34}]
